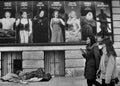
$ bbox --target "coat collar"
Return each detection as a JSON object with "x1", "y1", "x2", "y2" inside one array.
[{"x1": 87, "y1": 43, "x2": 98, "y2": 50}]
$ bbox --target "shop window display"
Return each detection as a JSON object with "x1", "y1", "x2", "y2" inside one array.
[{"x1": 0, "y1": 0, "x2": 113, "y2": 44}]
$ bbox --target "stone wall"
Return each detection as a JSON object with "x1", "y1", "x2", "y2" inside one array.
[
  {"x1": 65, "y1": 50, "x2": 85, "y2": 77},
  {"x1": 112, "y1": 0, "x2": 120, "y2": 75},
  {"x1": 22, "y1": 51, "x2": 44, "y2": 72}
]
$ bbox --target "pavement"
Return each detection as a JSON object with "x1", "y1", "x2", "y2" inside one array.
[{"x1": 0, "y1": 76, "x2": 120, "y2": 86}]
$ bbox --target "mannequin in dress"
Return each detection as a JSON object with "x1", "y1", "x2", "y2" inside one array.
[
  {"x1": 66, "y1": 10, "x2": 81, "y2": 42},
  {"x1": 50, "y1": 10, "x2": 65, "y2": 42},
  {"x1": 16, "y1": 11, "x2": 32, "y2": 43},
  {"x1": 0, "y1": 11, "x2": 16, "y2": 37}
]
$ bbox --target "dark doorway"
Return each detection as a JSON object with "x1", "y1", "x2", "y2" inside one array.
[
  {"x1": 44, "y1": 51, "x2": 65, "y2": 76},
  {"x1": 13, "y1": 59, "x2": 22, "y2": 74},
  {"x1": 1, "y1": 52, "x2": 22, "y2": 76}
]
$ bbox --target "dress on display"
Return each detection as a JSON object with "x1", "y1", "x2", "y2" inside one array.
[
  {"x1": 81, "y1": 17, "x2": 96, "y2": 40},
  {"x1": 0, "y1": 18, "x2": 15, "y2": 37},
  {"x1": 17, "y1": 19, "x2": 29, "y2": 31},
  {"x1": 33, "y1": 17, "x2": 48, "y2": 43},
  {"x1": 66, "y1": 18, "x2": 81, "y2": 42},
  {"x1": 16, "y1": 19, "x2": 29, "y2": 43},
  {"x1": 97, "y1": 13, "x2": 110, "y2": 38},
  {"x1": 51, "y1": 19, "x2": 63, "y2": 42}
]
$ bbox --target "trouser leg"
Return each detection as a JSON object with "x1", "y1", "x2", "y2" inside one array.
[
  {"x1": 102, "y1": 79, "x2": 106, "y2": 86},
  {"x1": 87, "y1": 79, "x2": 93, "y2": 86},
  {"x1": 92, "y1": 79, "x2": 101, "y2": 86}
]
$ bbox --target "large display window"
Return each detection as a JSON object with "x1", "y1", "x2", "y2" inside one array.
[{"x1": 0, "y1": 0, "x2": 113, "y2": 45}]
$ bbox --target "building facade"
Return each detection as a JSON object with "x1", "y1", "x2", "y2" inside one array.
[{"x1": 0, "y1": 0, "x2": 120, "y2": 77}]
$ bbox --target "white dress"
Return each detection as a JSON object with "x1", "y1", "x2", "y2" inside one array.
[{"x1": 66, "y1": 18, "x2": 81, "y2": 42}]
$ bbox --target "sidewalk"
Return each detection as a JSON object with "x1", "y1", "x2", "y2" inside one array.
[
  {"x1": 0, "y1": 77, "x2": 86, "y2": 86},
  {"x1": 0, "y1": 77, "x2": 119, "y2": 86}
]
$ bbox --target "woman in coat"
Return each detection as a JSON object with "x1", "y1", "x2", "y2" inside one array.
[
  {"x1": 98, "y1": 38, "x2": 118, "y2": 86},
  {"x1": 81, "y1": 35, "x2": 101, "y2": 86}
]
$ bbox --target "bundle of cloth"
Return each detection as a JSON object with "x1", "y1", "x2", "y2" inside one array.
[
  {"x1": 0, "y1": 68, "x2": 52, "y2": 84},
  {"x1": 0, "y1": 29, "x2": 15, "y2": 37}
]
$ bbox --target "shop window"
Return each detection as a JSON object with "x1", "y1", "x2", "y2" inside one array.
[{"x1": 0, "y1": 0, "x2": 113, "y2": 44}]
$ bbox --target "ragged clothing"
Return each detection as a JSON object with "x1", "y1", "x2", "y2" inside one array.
[
  {"x1": 0, "y1": 68, "x2": 52, "y2": 84},
  {"x1": 19, "y1": 68, "x2": 44, "y2": 80},
  {"x1": 1, "y1": 68, "x2": 44, "y2": 83}
]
